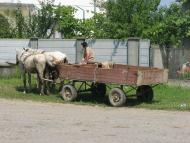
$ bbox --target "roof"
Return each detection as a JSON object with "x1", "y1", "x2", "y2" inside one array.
[
  {"x1": 0, "y1": 2, "x2": 35, "y2": 8},
  {"x1": 0, "y1": 2, "x2": 36, "y2": 17}
]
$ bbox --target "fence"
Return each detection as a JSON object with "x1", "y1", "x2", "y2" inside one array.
[
  {"x1": 38, "y1": 38, "x2": 150, "y2": 66},
  {"x1": 0, "y1": 39, "x2": 29, "y2": 66},
  {"x1": 0, "y1": 38, "x2": 150, "y2": 75},
  {"x1": 151, "y1": 46, "x2": 190, "y2": 78},
  {"x1": 1, "y1": 38, "x2": 190, "y2": 79}
]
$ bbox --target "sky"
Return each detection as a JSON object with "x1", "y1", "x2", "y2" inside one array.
[
  {"x1": 0, "y1": 0, "x2": 176, "y2": 19},
  {"x1": 160, "y1": 0, "x2": 176, "y2": 7},
  {"x1": 0, "y1": 0, "x2": 176, "y2": 6}
]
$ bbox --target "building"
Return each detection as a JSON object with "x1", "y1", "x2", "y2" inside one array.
[{"x1": 0, "y1": 2, "x2": 36, "y2": 19}]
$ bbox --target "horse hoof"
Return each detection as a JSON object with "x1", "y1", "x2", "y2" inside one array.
[{"x1": 40, "y1": 93, "x2": 45, "y2": 96}]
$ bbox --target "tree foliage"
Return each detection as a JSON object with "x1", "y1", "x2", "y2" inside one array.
[
  {"x1": 77, "y1": 13, "x2": 111, "y2": 38},
  {"x1": 143, "y1": 2, "x2": 190, "y2": 46},
  {"x1": 26, "y1": 0, "x2": 56, "y2": 38},
  {"x1": 14, "y1": 1, "x2": 79, "y2": 39},
  {"x1": 55, "y1": 5, "x2": 79, "y2": 38},
  {"x1": 105, "y1": 0, "x2": 161, "y2": 38},
  {"x1": 0, "y1": 14, "x2": 12, "y2": 38},
  {"x1": 15, "y1": 4, "x2": 25, "y2": 38},
  {"x1": 1, "y1": 0, "x2": 190, "y2": 48}
]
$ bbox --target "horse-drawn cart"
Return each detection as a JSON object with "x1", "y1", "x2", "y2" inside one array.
[{"x1": 56, "y1": 64, "x2": 168, "y2": 107}]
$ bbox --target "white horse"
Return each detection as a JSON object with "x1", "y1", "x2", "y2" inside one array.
[
  {"x1": 25, "y1": 48, "x2": 68, "y2": 80},
  {"x1": 24, "y1": 48, "x2": 68, "y2": 66},
  {"x1": 44, "y1": 51, "x2": 68, "y2": 66},
  {"x1": 16, "y1": 47, "x2": 68, "y2": 94},
  {"x1": 16, "y1": 48, "x2": 47, "y2": 95}
]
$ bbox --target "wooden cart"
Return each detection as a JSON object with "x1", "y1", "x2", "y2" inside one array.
[{"x1": 56, "y1": 64, "x2": 168, "y2": 107}]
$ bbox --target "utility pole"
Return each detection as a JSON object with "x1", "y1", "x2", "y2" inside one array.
[
  {"x1": 75, "y1": 5, "x2": 85, "y2": 21},
  {"x1": 94, "y1": 0, "x2": 96, "y2": 15},
  {"x1": 93, "y1": 0, "x2": 97, "y2": 33}
]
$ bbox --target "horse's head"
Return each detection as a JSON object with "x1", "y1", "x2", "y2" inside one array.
[
  {"x1": 185, "y1": 61, "x2": 190, "y2": 67},
  {"x1": 64, "y1": 57, "x2": 68, "y2": 64},
  {"x1": 46, "y1": 51, "x2": 68, "y2": 66},
  {"x1": 54, "y1": 57, "x2": 69, "y2": 65},
  {"x1": 23, "y1": 47, "x2": 35, "y2": 53},
  {"x1": 16, "y1": 48, "x2": 25, "y2": 64},
  {"x1": 16, "y1": 47, "x2": 34, "y2": 64},
  {"x1": 58, "y1": 52, "x2": 68, "y2": 64}
]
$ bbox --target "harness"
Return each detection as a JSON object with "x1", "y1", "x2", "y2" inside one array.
[{"x1": 20, "y1": 49, "x2": 45, "y2": 63}]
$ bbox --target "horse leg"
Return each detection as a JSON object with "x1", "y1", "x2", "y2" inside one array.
[
  {"x1": 44, "y1": 65, "x2": 50, "y2": 94},
  {"x1": 34, "y1": 56, "x2": 49, "y2": 95},
  {"x1": 42, "y1": 73, "x2": 50, "y2": 95},
  {"x1": 37, "y1": 73, "x2": 44, "y2": 95},
  {"x1": 28, "y1": 72, "x2": 31, "y2": 92},
  {"x1": 36, "y1": 74, "x2": 40, "y2": 89},
  {"x1": 38, "y1": 68, "x2": 50, "y2": 95},
  {"x1": 51, "y1": 68, "x2": 57, "y2": 91},
  {"x1": 45, "y1": 81, "x2": 50, "y2": 95},
  {"x1": 19, "y1": 63, "x2": 27, "y2": 94},
  {"x1": 23, "y1": 72, "x2": 27, "y2": 94}
]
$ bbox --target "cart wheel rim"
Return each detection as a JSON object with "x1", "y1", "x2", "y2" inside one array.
[
  {"x1": 111, "y1": 91, "x2": 121, "y2": 103},
  {"x1": 64, "y1": 88, "x2": 72, "y2": 99}
]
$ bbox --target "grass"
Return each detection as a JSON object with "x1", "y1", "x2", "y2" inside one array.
[
  {"x1": 0, "y1": 76, "x2": 190, "y2": 111},
  {"x1": 127, "y1": 85, "x2": 190, "y2": 111}
]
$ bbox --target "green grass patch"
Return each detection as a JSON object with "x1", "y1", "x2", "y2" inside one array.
[{"x1": 0, "y1": 77, "x2": 190, "y2": 111}]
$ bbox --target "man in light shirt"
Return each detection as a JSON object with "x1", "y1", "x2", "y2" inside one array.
[{"x1": 80, "y1": 41, "x2": 95, "y2": 64}]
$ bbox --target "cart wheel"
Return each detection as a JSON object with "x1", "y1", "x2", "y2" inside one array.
[
  {"x1": 136, "y1": 85, "x2": 153, "y2": 102},
  {"x1": 91, "y1": 83, "x2": 106, "y2": 97},
  {"x1": 109, "y1": 88, "x2": 126, "y2": 107},
  {"x1": 61, "y1": 84, "x2": 77, "y2": 101}
]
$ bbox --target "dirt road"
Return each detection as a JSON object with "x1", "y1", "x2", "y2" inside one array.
[{"x1": 0, "y1": 99, "x2": 189, "y2": 143}]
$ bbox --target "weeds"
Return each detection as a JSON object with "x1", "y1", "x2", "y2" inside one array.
[{"x1": 0, "y1": 77, "x2": 190, "y2": 111}]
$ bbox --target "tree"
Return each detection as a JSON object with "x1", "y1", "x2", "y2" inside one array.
[
  {"x1": 13, "y1": 1, "x2": 55, "y2": 38},
  {"x1": 32, "y1": 0, "x2": 56, "y2": 38},
  {"x1": 24, "y1": 1, "x2": 80, "y2": 38},
  {"x1": 77, "y1": 18, "x2": 94, "y2": 38},
  {"x1": 55, "y1": 5, "x2": 79, "y2": 38},
  {"x1": 0, "y1": 14, "x2": 12, "y2": 38},
  {"x1": 143, "y1": 3, "x2": 190, "y2": 46},
  {"x1": 92, "y1": 13, "x2": 113, "y2": 38},
  {"x1": 15, "y1": 4, "x2": 25, "y2": 38},
  {"x1": 105, "y1": 0, "x2": 161, "y2": 38},
  {"x1": 77, "y1": 13, "x2": 110, "y2": 38},
  {"x1": 142, "y1": 2, "x2": 190, "y2": 68}
]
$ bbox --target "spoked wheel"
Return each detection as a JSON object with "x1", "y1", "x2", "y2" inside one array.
[
  {"x1": 61, "y1": 84, "x2": 77, "y2": 101},
  {"x1": 109, "y1": 88, "x2": 126, "y2": 107},
  {"x1": 91, "y1": 83, "x2": 107, "y2": 97},
  {"x1": 136, "y1": 85, "x2": 153, "y2": 102}
]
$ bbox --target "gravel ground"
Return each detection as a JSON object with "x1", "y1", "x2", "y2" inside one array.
[{"x1": 0, "y1": 99, "x2": 190, "y2": 143}]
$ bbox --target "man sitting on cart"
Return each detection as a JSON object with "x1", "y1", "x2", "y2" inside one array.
[{"x1": 80, "y1": 41, "x2": 95, "y2": 64}]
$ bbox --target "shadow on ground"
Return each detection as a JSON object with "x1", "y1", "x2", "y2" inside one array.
[
  {"x1": 15, "y1": 86, "x2": 158, "y2": 107},
  {"x1": 15, "y1": 86, "x2": 60, "y2": 95},
  {"x1": 76, "y1": 93, "x2": 158, "y2": 107}
]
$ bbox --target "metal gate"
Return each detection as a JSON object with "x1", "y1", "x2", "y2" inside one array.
[
  {"x1": 127, "y1": 38, "x2": 139, "y2": 66},
  {"x1": 127, "y1": 38, "x2": 150, "y2": 67},
  {"x1": 139, "y1": 39, "x2": 150, "y2": 66}
]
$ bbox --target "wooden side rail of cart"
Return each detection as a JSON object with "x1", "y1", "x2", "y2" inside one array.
[{"x1": 55, "y1": 63, "x2": 168, "y2": 107}]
